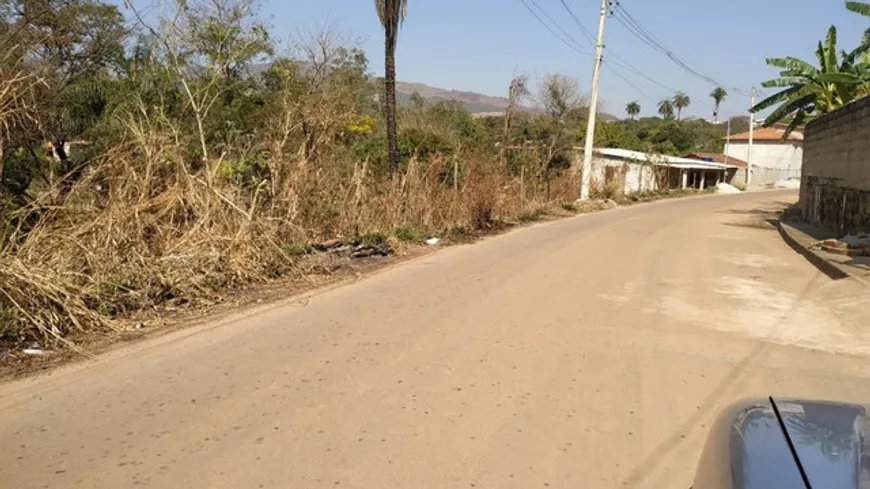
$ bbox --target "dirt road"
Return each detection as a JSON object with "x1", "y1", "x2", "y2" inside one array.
[{"x1": 3, "y1": 190, "x2": 870, "y2": 489}]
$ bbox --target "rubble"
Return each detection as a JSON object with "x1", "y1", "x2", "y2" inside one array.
[
  {"x1": 313, "y1": 237, "x2": 393, "y2": 260},
  {"x1": 811, "y1": 233, "x2": 870, "y2": 256}
]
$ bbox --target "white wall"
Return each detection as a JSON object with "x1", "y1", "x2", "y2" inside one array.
[
  {"x1": 623, "y1": 162, "x2": 656, "y2": 194},
  {"x1": 590, "y1": 156, "x2": 657, "y2": 195},
  {"x1": 725, "y1": 141, "x2": 802, "y2": 184}
]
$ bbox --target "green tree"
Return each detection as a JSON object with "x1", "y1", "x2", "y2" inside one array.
[
  {"x1": 625, "y1": 101, "x2": 641, "y2": 120},
  {"x1": 0, "y1": 0, "x2": 126, "y2": 199},
  {"x1": 374, "y1": 0, "x2": 408, "y2": 175},
  {"x1": 672, "y1": 91, "x2": 691, "y2": 121},
  {"x1": 657, "y1": 98, "x2": 675, "y2": 120},
  {"x1": 710, "y1": 87, "x2": 727, "y2": 122},
  {"x1": 751, "y1": 25, "x2": 870, "y2": 136}
]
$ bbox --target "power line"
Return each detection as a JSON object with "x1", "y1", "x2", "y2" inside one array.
[
  {"x1": 610, "y1": 1, "x2": 751, "y2": 96},
  {"x1": 558, "y1": 0, "x2": 597, "y2": 47},
  {"x1": 515, "y1": 0, "x2": 744, "y2": 119},
  {"x1": 602, "y1": 60, "x2": 650, "y2": 100},
  {"x1": 520, "y1": 0, "x2": 592, "y2": 55}
]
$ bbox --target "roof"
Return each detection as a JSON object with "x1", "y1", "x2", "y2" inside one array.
[
  {"x1": 583, "y1": 147, "x2": 736, "y2": 170},
  {"x1": 683, "y1": 152, "x2": 748, "y2": 169},
  {"x1": 727, "y1": 126, "x2": 804, "y2": 142}
]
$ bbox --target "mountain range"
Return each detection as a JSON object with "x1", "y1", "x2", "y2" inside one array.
[
  {"x1": 396, "y1": 81, "x2": 619, "y2": 121},
  {"x1": 395, "y1": 81, "x2": 509, "y2": 113}
]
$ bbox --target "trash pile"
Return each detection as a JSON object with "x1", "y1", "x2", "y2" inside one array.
[
  {"x1": 716, "y1": 182, "x2": 743, "y2": 194},
  {"x1": 811, "y1": 233, "x2": 870, "y2": 256}
]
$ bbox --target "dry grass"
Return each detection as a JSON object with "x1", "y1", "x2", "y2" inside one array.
[{"x1": 0, "y1": 116, "x2": 579, "y2": 349}]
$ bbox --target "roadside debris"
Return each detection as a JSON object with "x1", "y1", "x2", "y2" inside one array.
[
  {"x1": 23, "y1": 348, "x2": 45, "y2": 356},
  {"x1": 716, "y1": 182, "x2": 742, "y2": 194},
  {"x1": 841, "y1": 233, "x2": 870, "y2": 247},
  {"x1": 811, "y1": 233, "x2": 870, "y2": 256},
  {"x1": 313, "y1": 238, "x2": 343, "y2": 251},
  {"x1": 573, "y1": 199, "x2": 619, "y2": 213},
  {"x1": 425, "y1": 237, "x2": 440, "y2": 246},
  {"x1": 314, "y1": 237, "x2": 393, "y2": 260}
]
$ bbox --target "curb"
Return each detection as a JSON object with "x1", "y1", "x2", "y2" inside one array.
[{"x1": 777, "y1": 220, "x2": 851, "y2": 281}]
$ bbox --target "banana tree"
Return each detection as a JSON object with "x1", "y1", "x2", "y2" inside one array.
[
  {"x1": 846, "y1": 1, "x2": 870, "y2": 16},
  {"x1": 751, "y1": 25, "x2": 870, "y2": 137}
]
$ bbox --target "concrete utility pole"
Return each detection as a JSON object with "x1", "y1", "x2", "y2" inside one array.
[
  {"x1": 579, "y1": 0, "x2": 609, "y2": 201},
  {"x1": 746, "y1": 87, "x2": 755, "y2": 187},
  {"x1": 724, "y1": 118, "x2": 731, "y2": 167}
]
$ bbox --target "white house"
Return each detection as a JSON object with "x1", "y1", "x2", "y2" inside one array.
[
  {"x1": 725, "y1": 125, "x2": 803, "y2": 186},
  {"x1": 576, "y1": 148, "x2": 737, "y2": 195}
]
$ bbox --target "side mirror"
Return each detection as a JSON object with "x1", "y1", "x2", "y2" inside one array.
[{"x1": 692, "y1": 397, "x2": 867, "y2": 489}]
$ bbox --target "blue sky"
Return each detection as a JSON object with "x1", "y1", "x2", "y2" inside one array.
[{"x1": 123, "y1": 0, "x2": 869, "y2": 119}]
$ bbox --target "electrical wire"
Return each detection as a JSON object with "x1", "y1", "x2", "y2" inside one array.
[
  {"x1": 520, "y1": 0, "x2": 592, "y2": 55},
  {"x1": 611, "y1": 1, "x2": 751, "y2": 96},
  {"x1": 602, "y1": 60, "x2": 651, "y2": 100},
  {"x1": 558, "y1": 0, "x2": 597, "y2": 47},
  {"x1": 514, "y1": 0, "x2": 745, "y2": 118}
]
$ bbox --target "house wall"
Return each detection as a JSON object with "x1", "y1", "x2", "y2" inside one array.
[
  {"x1": 800, "y1": 96, "x2": 870, "y2": 234},
  {"x1": 726, "y1": 141, "x2": 802, "y2": 185},
  {"x1": 729, "y1": 168, "x2": 746, "y2": 187},
  {"x1": 623, "y1": 161, "x2": 657, "y2": 194},
  {"x1": 589, "y1": 155, "x2": 658, "y2": 195}
]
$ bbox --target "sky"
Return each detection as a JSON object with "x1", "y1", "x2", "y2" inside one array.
[{"x1": 123, "y1": 0, "x2": 870, "y2": 120}]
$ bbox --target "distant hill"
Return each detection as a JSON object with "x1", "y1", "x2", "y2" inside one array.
[
  {"x1": 395, "y1": 81, "x2": 508, "y2": 114},
  {"x1": 394, "y1": 81, "x2": 618, "y2": 121}
]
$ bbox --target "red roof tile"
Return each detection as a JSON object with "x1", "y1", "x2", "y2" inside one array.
[{"x1": 727, "y1": 126, "x2": 803, "y2": 142}]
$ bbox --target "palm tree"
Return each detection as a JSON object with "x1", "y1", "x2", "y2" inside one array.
[
  {"x1": 710, "y1": 87, "x2": 727, "y2": 123},
  {"x1": 751, "y1": 25, "x2": 870, "y2": 137},
  {"x1": 625, "y1": 101, "x2": 641, "y2": 120},
  {"x1": 657, "y1": 99, "x2": 675, "y2": 120},
  {"x1": 375, "y1": 0, "x2": 408, "y2": 175},
  {"x1": 672, "y1": 91, "x2": 691, "y2": 120}
]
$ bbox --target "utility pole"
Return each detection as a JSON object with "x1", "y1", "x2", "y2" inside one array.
[
  {"x1": 724, "y1": 118, "x2": 731, "y2": 166},
  {"x1": 579, "y1": 0, "x2": 609, "y2": 201},
  {"x1": 746, "y1": 87, "x2": 755, "y2": 187}
]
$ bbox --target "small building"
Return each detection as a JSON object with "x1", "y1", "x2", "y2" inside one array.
[
  {"x1": 576, "y1": 148, "x2": 736, "y2": 196},
  {"x1": 724, "y1": 124, "x2": 803, "y2": 186},
  {"x1": 683, "y1": 152, "x2": 749, "y2": 187}
]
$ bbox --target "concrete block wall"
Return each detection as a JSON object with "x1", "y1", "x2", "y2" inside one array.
[{"x1": 800, "y1": 96, "x2": 870, "y2": 234}]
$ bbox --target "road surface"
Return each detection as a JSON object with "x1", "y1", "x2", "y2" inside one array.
[{"x1": 2, "y1": 190, "x2": 870, "y2": 489}]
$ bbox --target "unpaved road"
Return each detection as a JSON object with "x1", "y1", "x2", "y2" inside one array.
[{"x1": 3, "y1": 190, "x2": 870, "y2": 489}]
